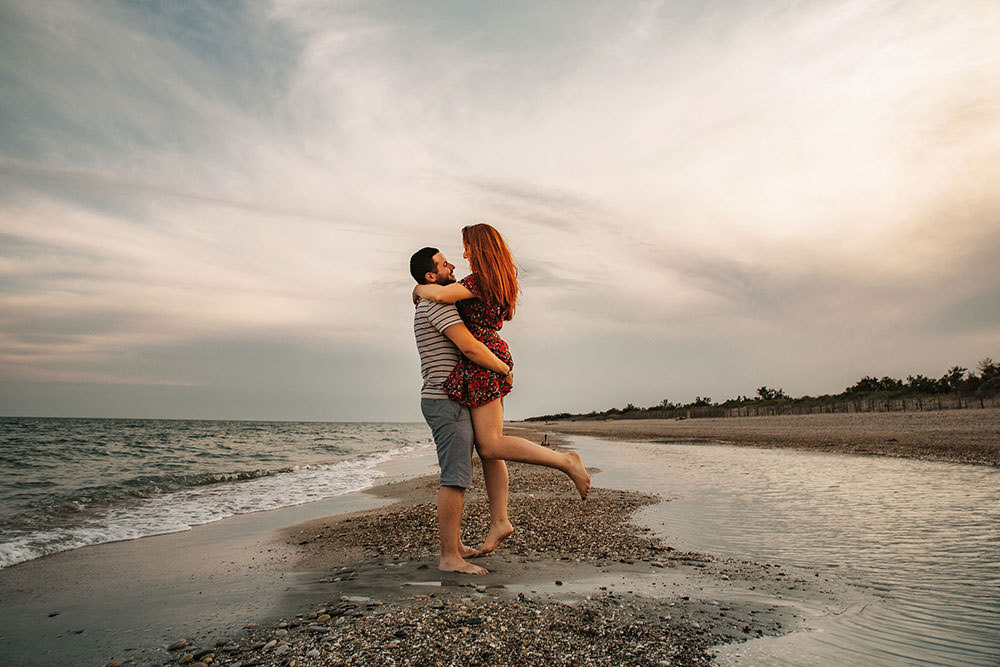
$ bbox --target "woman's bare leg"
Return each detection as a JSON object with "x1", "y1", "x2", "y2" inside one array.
[
  {"x1": 474, "y1": 457, "x2": 513, "y2": 556},
  {"x1": 472, "y1": 398, "x2": 590, "y2": 499}
]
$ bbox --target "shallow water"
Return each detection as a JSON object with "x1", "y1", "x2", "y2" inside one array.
[
  {"x1": 0, "y1": 418, "x2": 433, "y2": 568},
  {"x1": 569, "y1": 436, "x2": 1000, "y2": 666}
]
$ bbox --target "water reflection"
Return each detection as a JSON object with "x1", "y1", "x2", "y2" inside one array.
[{"x1": 570, "y1": 436, "x2": 1000, "y2": 666}]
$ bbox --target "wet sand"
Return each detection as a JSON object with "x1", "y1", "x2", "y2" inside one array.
[
  {"x1": 197, "y1": 429, "x2": 848, "y2": 667},
  {"x1": 0, "y1": 429, "x2": 857, "y2": 666},
  {"x1": 527, "y1": 408, "x2": 1000, "y2": 466}
]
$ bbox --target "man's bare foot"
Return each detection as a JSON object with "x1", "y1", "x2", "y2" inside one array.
[
  {"x1": 459, "y1": 543, "x2": 479, "y2": 558},
  {"x1": 474, "y1": 521, "x2": 514, "y2": 557},
  {"x1": 565, "y1": 451, "x2": 591, "y2": 499},
  {"x1": 439, "y1": 556, "x2": 488, "y2": 575}
]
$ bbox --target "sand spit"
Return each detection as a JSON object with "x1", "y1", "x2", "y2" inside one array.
[{"x1": 146, "y1": 436, "x2": 846, "y2": 667}]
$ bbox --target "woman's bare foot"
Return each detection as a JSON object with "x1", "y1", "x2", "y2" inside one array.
[
  {"x1": 439, "y1": 556, "x2": 488, "y2": 575},
  {"x1": 459, "y1": 543, "x2": 479, "y2": 558},
  {"x1": 565, "y1": 451, "x2": 591, "y2": 499},
  {"x1": 474, "y1": 521, "x2": 514, "y2": 557}
]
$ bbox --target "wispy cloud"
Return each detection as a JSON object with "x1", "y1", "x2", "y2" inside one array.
[{"x1": 1, "y1": 0, "x2": 998, "y2": 418}]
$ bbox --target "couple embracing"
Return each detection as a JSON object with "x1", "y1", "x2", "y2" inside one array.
[{"x1": 411, "y1": 223, "x2": 591, "y2": 575}]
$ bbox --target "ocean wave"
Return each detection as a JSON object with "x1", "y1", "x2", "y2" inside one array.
[{"x1": 0, "y1": 444, "x2": 429, "y2": 569}]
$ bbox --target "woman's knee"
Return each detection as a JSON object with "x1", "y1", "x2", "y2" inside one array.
[{"x1": 475, "y1": 437, "x2": 502, "y2": 459}]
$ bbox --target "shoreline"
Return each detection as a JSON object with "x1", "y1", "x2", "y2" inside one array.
[
  {"x1": 1, "y1": 428, "x2": 864, "y2": 666},
  {"x1": 142, "y1": 428, "x2": 849, "y2": 666},
  {"x1": 523, "y1": 408, "x2": 1000, "y2": 466}
]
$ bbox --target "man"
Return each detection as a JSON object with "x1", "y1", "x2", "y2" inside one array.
[{"x1": 410, "y1": 246, "x2": 512, "y2": 575}]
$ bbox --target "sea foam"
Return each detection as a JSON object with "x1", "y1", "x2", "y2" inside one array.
[{"x1": 0, "y1": 444, "x2": 426, "y2": 568}]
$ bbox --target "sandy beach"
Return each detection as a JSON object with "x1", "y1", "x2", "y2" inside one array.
[
  {"x1": 226, "y1": 429, "x2": 839, "y2": 667},
  {"x1": 4, "y1": 412, "x2": 996, "y2": 665},
  {"x1": 0, "y1": 428, "x2": 850, "y2": 667},
  {"x1": 528, "y1": 408, "x2": 1000, "y2": 466}
]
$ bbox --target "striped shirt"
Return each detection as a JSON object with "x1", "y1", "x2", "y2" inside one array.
[{"x1": 414, "y1": 300, "x2": 464, "y2": 399}]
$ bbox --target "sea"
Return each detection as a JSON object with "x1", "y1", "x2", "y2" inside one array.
[{"x1": 0, "y1": 417, "x2": 434, "y2": 569}]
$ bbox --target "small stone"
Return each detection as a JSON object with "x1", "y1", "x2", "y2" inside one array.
[
  {"x1": 307, "y1": 649, "x2": 321, "y2": 658},
  {"x1": 178, "y1": 655, "x2": 194, "y2": 665},
  {"x1": 274, "y1": 645, "x2": 290, "y2": 656},
  {"x1": 263, "y1": 639, "x2": 277, "y2": 651},
  {"x1": 555, "y1": 581, "x2": 563, "y2": 586},
  {"x1": 317, "y1": 614, "x2": 331, "y2": 622},
  {"x1": 275, "y1": 629, "x2": 288, "y2": 637},
  {"x1": 168, "y1": 640, "x2": 188, "y2": 652},
  {"x1": 106, "y1": 662, "x2": 121, "y2": 667}
]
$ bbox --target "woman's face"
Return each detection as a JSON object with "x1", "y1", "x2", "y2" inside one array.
[{"x1": 462, "y1": 241, "x2": 470, "y2": 261}]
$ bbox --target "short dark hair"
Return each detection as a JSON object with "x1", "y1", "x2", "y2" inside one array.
[{"x1": 409, "y1": 247, "x2": 439, "y2": 284}]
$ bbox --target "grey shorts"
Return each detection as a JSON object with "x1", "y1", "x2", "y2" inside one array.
[{"x1": 420, "y1": 398, "x2": 474, "y2": 489}]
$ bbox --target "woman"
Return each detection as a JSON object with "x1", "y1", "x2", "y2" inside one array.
[{"x1": 413, "y1": 224, "x2": 591, "y2": 545}]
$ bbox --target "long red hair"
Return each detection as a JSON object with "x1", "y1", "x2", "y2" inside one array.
[{"x1": 462, "y1": 223, "x2": 519, "y2": 321}]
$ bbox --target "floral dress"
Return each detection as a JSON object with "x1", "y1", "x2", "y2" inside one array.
[{"x1": 443, "y1": 274, "x2": 513, "y2": 407}]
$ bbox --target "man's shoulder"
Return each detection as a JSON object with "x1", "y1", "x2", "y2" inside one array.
[
  {"x1": 414, "y1": 300, "x2": 463, "y2": 337},
  {"x1": 416, "y1": 300, "x2": 460, "y2": 319}
]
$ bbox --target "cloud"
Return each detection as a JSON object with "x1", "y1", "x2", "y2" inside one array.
[{"x1": 1, "y1": 0, "x2": 998, "y2": 418}]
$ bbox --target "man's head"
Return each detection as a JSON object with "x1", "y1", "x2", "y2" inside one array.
[{"x1": 409, "y1": 247, "x2": 456, "y2": 285}]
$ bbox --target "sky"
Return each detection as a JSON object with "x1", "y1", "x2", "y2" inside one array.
[{"x1": 1, "y1": 0, "x2": 998, "y2": 421}]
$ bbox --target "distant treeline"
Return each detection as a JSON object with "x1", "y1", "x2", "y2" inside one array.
[{"x1": 525, "y1": 357, "x2": 1000, "y2": 422}]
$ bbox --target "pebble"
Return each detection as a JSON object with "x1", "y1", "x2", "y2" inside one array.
[
  {"x1": 136, "y1": 460, "x2": 796, "y2": 666},
  {"x1": 168, "y1": 640, "x2": 188, "y2": 652},
  {"x1": 178, "y1": 654, "x2": 194, "y2": 665}
]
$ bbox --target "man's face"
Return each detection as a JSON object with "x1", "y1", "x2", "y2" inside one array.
[{"x1": 428, "y1": 252, "x2": 456, "y2": 285}]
